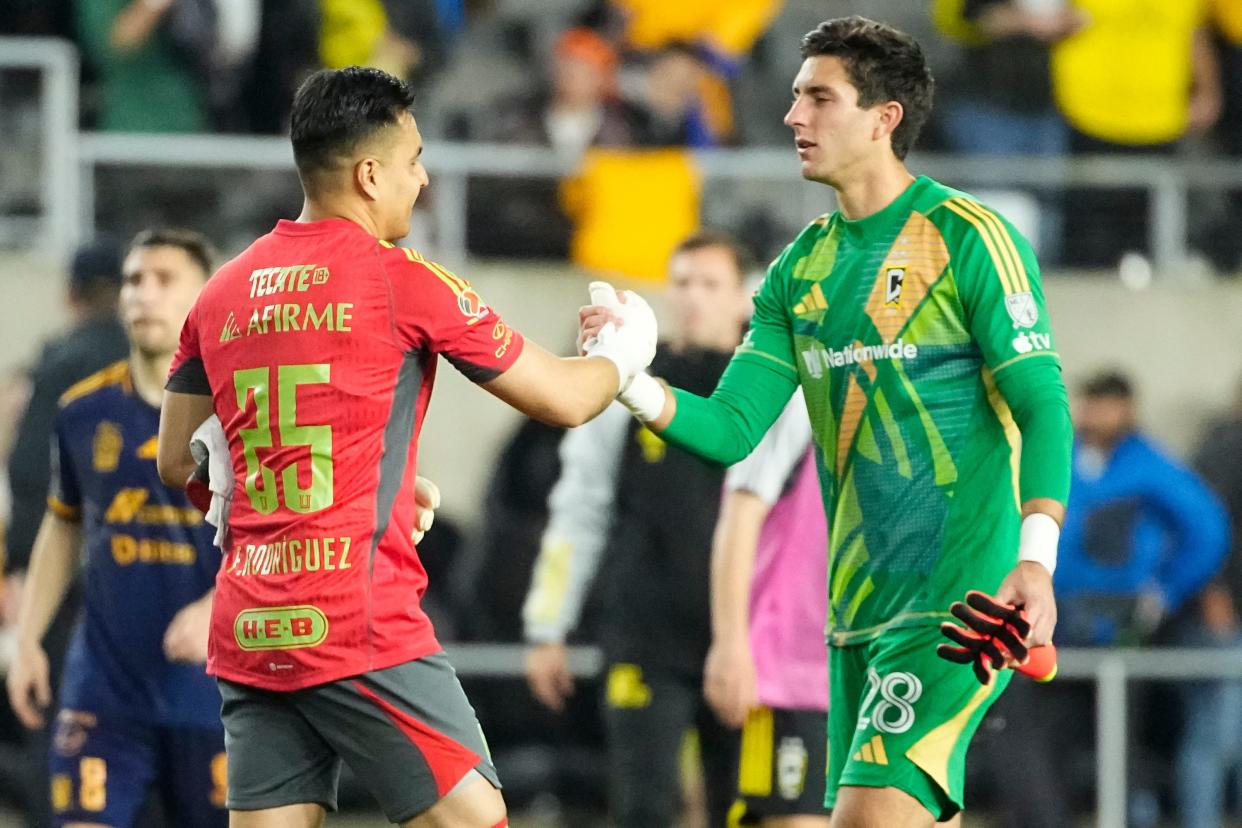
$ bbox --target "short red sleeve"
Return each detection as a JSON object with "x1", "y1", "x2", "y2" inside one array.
[
  {"x1": 384, "y1": 247, "x2": 525, "y2": 383},
  {"x1": 166, "y1": 301, "x2": 211, "y2": 394}
]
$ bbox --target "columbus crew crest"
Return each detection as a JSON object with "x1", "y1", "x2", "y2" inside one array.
[{"x1": 884, "y1": 267, "x2": 905, "y2": 307}]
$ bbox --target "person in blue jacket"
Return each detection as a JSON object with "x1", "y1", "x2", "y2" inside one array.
[{"x1": 1057, "y1": 371, "x2": 1229, "y2": 646}]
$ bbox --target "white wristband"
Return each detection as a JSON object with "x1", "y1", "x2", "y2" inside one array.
[
  {"x1": 1018, "y1": 512, "x2": 1060, "y2": 576},
  {"x1": 618, "y1": 372, "x2": 665, "y2": 422}
]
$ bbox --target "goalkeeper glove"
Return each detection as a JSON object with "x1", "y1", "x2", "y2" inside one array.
[{"x1": 937, "y1": 591, "x2": 1058, "y2": 684}]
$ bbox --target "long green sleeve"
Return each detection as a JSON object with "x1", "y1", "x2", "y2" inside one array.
[
  {"x1": 660, "y1": 353, "x2": 799, "y2": 466},
  {"x1": 994, "y1": 359, "x2": 1073, "y2": 505}
]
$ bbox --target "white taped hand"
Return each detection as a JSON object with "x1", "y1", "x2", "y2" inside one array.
[
  {"x1": 412, "y1": 476, "x2": 440, "y2": 545},
  {"x1": 581, "y1": 280, "x2": 658, "y2": 391}
]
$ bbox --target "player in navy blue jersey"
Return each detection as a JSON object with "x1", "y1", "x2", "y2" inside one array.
[{"x1": 6, "y1": 228, "x2": 226, "y2": 828}]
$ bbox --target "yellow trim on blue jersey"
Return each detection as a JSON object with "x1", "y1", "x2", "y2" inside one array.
[
  {"x1": 59, "y1": 361, "x2": 129, "y2": 407},
  {"x1": 47, "y1": 495, "x2": 80, "y2": 521}
]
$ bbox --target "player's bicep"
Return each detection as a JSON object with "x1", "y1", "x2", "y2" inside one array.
[
  {"x1": 167, "y1": 302, "x2": 208, "y2": 393},
  {"x1": 47, "y1": 425, "x2": 80, "y2": 521},
  {"x1": 158, "y1": 390, "x2": 214, "y2": 488},
  {"x1": 947, "y1": 200, "x2": 1060, "y2": 375}
]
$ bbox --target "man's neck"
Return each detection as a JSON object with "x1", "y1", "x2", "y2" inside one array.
[
  {"x1": 833, "y1": 158, "x2": 915, "y2": 222},
  {"x1": 130, "y1": 347, "x2": 174, "y2": 409},
  {"x1": 297, "y1": 198, "x2": 380, "y2": 239}
]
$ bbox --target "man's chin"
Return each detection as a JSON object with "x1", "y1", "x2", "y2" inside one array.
[{"x1": 132, "y1": 339, "x2": 173, "y2": 361}]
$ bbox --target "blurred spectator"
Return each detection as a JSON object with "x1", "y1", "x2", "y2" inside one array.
[
  {"x1": 522, "y1": 231, "x2": 752, "y2": 827},
  {"x1": 239, "y1": 0, "x2": 320, "y2": 134},
  {"x1": 319, "y1": 0, "x2": 451, "y2": 88},
  {"x1": 976, "y1": 370, "x2": 1228, "y2": 828},
  {"x1": 1176, "y1": 380, "x2": 1242, "y2": 828},
  {"x1": 7, "y1": 239, "x2": 128, "y2": 577},
  {"x1": 610, "y1": 0, "x2": 784, "y2": 143},
  {"x1": 456, "y1": 418, "x2": 566, "y2": 643},
  {"x1": 562, "y1": 147, "x2": 702, "y2": 281},
  {"x1": 620, "y1": 43, "x2": 715, "y2": 148},
  {"x1": 5, "y1": 237, "x2": 127, "y2": 828},
  {"x1": 1201, "y1": 0, "x2": 1242, "y2": 271},
  {"x1": 76, "y1": 0, "x2": 211, "y2": 132},
  {"x1": 468, "y1": 27, "x2": 623, "y2": 258},
  {"x1": 933, "y1": 0, "x2": 1086, "y2": 259},
  {"x1": 488, "y1": 28, "x2": 628, "y2": 157},
  {"x1": 1057, "y1": 371, "x2": 1228, "y2": 645},
  {"x1": 1051, "y1": 0, "x2": 1222, "y2": 267},
  {"x1": 199, "y1": 0, "x2": 262, "y2": 131},
  {"x1": 934, "y1": 0, "x2": 1084, "y2": 156},
  {"x1": 0, "y1": 370, "x2": 33, "y2": 820},
  {"x1": 0, "y1": 0, "x2": 74, "y2": 36}
]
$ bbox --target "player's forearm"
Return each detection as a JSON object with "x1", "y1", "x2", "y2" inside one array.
[
  {"x1": 15, "y1": 513, "x2": 80, "y2": 647},
  {"x1": 1022, "y1": 498, "x2": 1065, "y2": 526},
  {"x1": 657, "y1": 356, "x2": 797, "y2": 466},
  {"x1": 995, "y1": 361, "x2": 1072, "y2": 506},
  {"x1": 710, "y1": 491, "x2": 768, "y2": 643},
  {"x1": 482, "y1": 343, "x2": 620, "y2": 428}
]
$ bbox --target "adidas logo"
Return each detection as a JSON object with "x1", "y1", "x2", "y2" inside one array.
[
  {"x1": 852, "y1": 735, "x2": 888, "y2": 765},
  {"x1": 220, "y1": 312, "x2": 243, "y2": 342},
  {"x1": 793, "y1": 284, "x2": 828, "y2": 316}
]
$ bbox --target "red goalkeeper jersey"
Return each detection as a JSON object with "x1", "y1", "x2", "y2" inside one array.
[{"x1": 168, "y1": 218, "x2": 524, "y2": 690}]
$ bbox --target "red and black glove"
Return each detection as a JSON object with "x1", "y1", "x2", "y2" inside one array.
[{"x1": 937, "y1": 591, "x2": 1056, "y2": 684}]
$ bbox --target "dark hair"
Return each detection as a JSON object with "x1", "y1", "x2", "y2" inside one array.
[
  {"x1": 290, "y1": 67, "x2": 416, "y2": 184},
  {"x1": 800, "y1": 16, "x2": 934, "y2": 160},
  {"x1": 1081, "y1": 370, "x2": 1135, "y2": 400},
  {"x1": 129, "y1": 227, "x2": 216, "y2": 277},
  {"x1": 671, "y1": 230, "x2": 756, "y2": 280},
  {"x1": 68, "y1": 237, "x2": 122, "y2": 308}
]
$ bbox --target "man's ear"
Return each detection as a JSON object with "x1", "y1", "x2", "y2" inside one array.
[
  {"x1": 873, "y1": 100, "x2": 905, "y2": 144},
  {"x1": 355, "y1": 157, "x2": 382, "y2": 201}
]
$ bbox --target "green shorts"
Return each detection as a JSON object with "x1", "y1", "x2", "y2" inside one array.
[{"x1": 827, "y1": 624, "x2": 1011, "y2": 821}]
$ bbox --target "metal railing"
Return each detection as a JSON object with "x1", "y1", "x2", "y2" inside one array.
[
  {"x1": 0, "y1": 37, "x2": 78, "y2": 259},
  {"x1": 443, "y1": 643, "x2": 1242, "y2": 828},
  {"x1": 7, "y1": 34, "x2": 1242, "y2": 272},
  {"x1": 74, "y1": 133, "x2": 1242, "y2": 274}
]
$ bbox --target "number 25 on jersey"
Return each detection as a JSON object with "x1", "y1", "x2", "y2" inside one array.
[{"x1": 233, "y1": 364, "x2": 333, "y2": 515}]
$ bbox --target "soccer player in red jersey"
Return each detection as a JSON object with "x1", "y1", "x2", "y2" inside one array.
[{"x1": 156, "y1": 67, "x2": 657, "y2": 828}]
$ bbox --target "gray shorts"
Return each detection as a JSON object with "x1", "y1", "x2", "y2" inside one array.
[{"x1": 219, "y1": 652, "x2": 501, "y2": 823}]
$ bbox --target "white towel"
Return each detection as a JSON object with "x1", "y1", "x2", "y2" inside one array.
[{"x1": 190, "y1": 415, "x2": 233, "y2": 549}]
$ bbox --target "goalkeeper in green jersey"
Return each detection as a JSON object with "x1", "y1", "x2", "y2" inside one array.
[{"x1": 577, "y1": 16, "x2": 1073, "y2": 828}]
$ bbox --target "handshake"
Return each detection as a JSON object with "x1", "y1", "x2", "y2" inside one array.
[{"x1": 578, "y1": 281, "x2": 666, "y2": 422}]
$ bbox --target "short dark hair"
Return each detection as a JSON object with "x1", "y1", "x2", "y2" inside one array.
[
  {"x1": 800, "y1": 16, "x2": 934, "y2": 160},
  {"x1": 129, "y1": 227, "x2": 216, "y2": 277},
  {"x1": 671, "y1": 230, "x2": 756, "y2": 280},
  {"x1": 1081, "y1": 370, "x2": 1135, "y2": 400},
  {"x1": 290, "y1": 67, "x2": 417, "y2": 185}
]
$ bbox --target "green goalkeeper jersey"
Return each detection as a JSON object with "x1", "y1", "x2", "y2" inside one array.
[{"x1": 737, "y1": 176, "x2": 1063, "y2": 645}]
